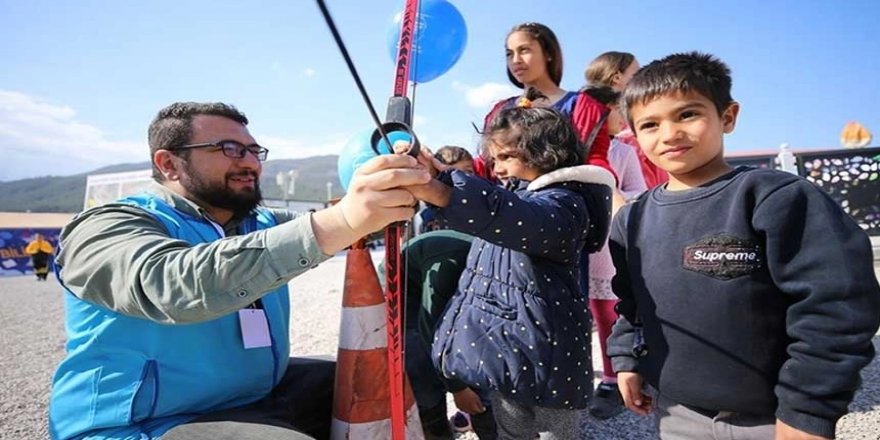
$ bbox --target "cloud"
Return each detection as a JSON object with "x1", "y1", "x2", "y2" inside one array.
[
  {"x1": 0, "y1": 90, "x2": 363, "y2": 183},
  {"x1": 303, "y1": 68, "x2": 317, "y2": 77},
  {"x1": 452, "y1": 81, "x2": 518, "y2": 109},
  {"x1": 0, "y1": 90, "x2": 144, "y2": 181}
]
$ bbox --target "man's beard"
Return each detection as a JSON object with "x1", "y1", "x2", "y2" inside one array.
[{"x1": 180, "y1": 162, "x2": 263, "y2": 217}]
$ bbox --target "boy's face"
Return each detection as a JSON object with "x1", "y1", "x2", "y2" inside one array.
[{"x1": 629, "y1": 90, "x2": 739, "y2": 189}]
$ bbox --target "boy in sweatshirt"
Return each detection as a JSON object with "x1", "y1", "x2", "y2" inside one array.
[{"x1": 607, "y1": 52, "x2": 880, "y2": 439}]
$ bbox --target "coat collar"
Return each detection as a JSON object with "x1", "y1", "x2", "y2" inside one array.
[{"x1": 527, "y1": 165, "x2": 615, "y2": 192}]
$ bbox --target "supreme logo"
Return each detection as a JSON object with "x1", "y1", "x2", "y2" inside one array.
[{"x1": 683, "y1": 234, "x2": 763, "y2": 280}]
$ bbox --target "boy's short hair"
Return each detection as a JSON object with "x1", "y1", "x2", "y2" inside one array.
[
  {"x1": 622, "y1": 52, "x2": 733, "y2": 127},
  {"x1": 434, "y1": 146, "x2": 473, "y2": 165}
]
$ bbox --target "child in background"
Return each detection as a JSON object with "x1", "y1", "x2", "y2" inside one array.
[
  {"x1": 399, "y1": 230, "x2": 498, "y2": 439},
  {"x1": 424, "y1": 145, "x2": 494, "y2": 435},
  {"x1": 608, "y1": 52, "x2": 880, "y2": 439},
  {"x1": 474, "y1": 23, "x2": 613, "y2": 180},
  {"x1": 584, "y1": 51, "x2": 640, "y2": 97},
  {"x1": 579, "y1": 86, "x2": 647, "y2": 419},
  {"x1": 434, "y1": 146, "x2": 475, "y2": 174},
  {"x1": 402, "y1": 89, "x2": 615, "y2": 439},
  {"x1": 586, "y1": 51, "x2": 668, "y2": 188}
]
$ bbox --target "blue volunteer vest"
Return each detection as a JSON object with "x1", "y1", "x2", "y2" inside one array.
[{"x1": 49, "y1": 193, "x2": 291, "y2": 440}]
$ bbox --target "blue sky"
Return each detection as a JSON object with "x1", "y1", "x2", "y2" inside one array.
[{"x1": 2, "y1": 0, "x2": 878, "y2": 181}]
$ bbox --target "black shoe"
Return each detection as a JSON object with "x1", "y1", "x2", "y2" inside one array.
[
  {"x1": 470, "y1": 408, "x2": 498, "y2": 440},
  {"x1": 420, "y1": 402, "x2": 454, "y2": 440},
  {"x1": 590, "y1": 382, "x2": 624, "y2": 420}
]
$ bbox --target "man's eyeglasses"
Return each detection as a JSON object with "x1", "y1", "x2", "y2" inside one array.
[{"x1": 170, "y1": 140, "x2": 269, "y2": 161}]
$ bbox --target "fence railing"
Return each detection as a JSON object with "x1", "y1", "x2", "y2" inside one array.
[{"x1": 727, "y1": 146, "x2": 880, "y2": 236}]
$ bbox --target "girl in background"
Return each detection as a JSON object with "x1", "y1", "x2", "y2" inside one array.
[
  {"x1": 585, "y1": 51, "x2": 667, "y2": 189},
  {"x1": 474, "y1": 23, "x2": 614, "y2": 180}
]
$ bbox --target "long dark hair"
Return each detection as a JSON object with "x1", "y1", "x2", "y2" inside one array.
[{"x1": 506, "y1": 22, "x2": 564, "y2": 89}]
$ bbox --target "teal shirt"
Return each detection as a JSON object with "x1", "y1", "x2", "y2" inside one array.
[{"x1": 50, "y1": 186, "x2": 332, "y2": 439}]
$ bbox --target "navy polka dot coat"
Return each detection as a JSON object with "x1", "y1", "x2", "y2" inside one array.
[{"x1": 431, "y1": 165, "x2": 614, "y2": 410}]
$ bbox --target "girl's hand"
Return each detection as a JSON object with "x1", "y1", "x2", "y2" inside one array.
[
  {"x1": 452, "y1": 388, "x2": 486, "y2": 415},
  {"x1": 391, "y1": 141, "x2": 453, "y2": 206}
]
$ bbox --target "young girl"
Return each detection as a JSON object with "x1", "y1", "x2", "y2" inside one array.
[
  {"x1": 585, "y1": 51, "x2": 667, "y2": 189},
  {"x1": 474, "y1": 22, "x2": 613, "y2": 180},
  {"x1": 584, "y1": 51, "x2": 640, "y2": 94},
  {"x1": 405, "y1": 93, "x2": 615, "y2": 439}
]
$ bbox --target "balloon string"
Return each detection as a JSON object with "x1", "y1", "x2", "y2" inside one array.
[
  {"x1": 408, "y1": 0, "x2": 420, "y2": 125},
  {"x1": 410, "y1": 82, "x2": 418, "y2": 128},
  {"x1": 315, "y1": 0, "x2": 392, "y2": 150}
]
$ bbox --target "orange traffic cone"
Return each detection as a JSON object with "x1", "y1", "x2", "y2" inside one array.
[{"x1": 331, "y1": 245, "x2": 424, "y2": 439}]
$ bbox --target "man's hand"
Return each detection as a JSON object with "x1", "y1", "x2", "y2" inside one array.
[
  {"x1": 452, "y1": 388, "x2": 486, "y2": 415},
  {"x1": 311, "y1": 154, "x2": 430, "y2": 254},
  {"x1": 775, "y1": 419, "x2": 830, "y2": 440},
  {"x1": 618, "y1": 371, "x2": 653, "y2": 416},
  {"x1": 390, "y1": 141, "x2": 452, "y2": 207}
]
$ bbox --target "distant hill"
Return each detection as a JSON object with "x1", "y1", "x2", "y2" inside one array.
[{"x1": 0, "y1": 156, "x2": 342, "y2": 213}]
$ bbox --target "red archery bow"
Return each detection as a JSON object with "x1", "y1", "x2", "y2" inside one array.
[{"x1": 315, "y1": 1, "x2": 420, "y2": 438}]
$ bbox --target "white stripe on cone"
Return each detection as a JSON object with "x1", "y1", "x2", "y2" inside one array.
[
  {"x1": 338, "y1": 303, "x2": 388, "y2": 351},
  {"x1": 331, "y1": 403, "x2": 423, "y2": 440}
]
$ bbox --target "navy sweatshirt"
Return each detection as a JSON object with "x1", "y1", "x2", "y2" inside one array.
[{"x1": 607, "y1": 166, "x2": 880, "y2": 438}]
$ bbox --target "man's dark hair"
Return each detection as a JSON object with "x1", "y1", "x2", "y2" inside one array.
[
  {"x1": 434, "y1": 146, "x2": 473, "y2": 165},
  {"x1": 622, "y1": 52, "x2": 733, "y2": 127},
  {"x1": 482, "y1": 102, "x2": 583, "y2": 175},
  {"x1": 147, "y1": 102, "x2": 249, "y2": 181}
]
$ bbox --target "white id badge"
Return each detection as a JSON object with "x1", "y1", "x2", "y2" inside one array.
[{"x1": 238, "y1": 309, "x2": 272, "y2": 349}]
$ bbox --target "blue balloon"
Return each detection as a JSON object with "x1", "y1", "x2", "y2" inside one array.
[
  {"x1": 337, "y1": 128, "x2": 414, "y2": 192},
  {"x1": 386, "y1": 0, "x2": 467, "y2": 83}
]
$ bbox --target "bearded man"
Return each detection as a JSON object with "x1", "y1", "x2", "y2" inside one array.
[{"x1": 48, "y1": 102, "x2": 429, "y2": 440}]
